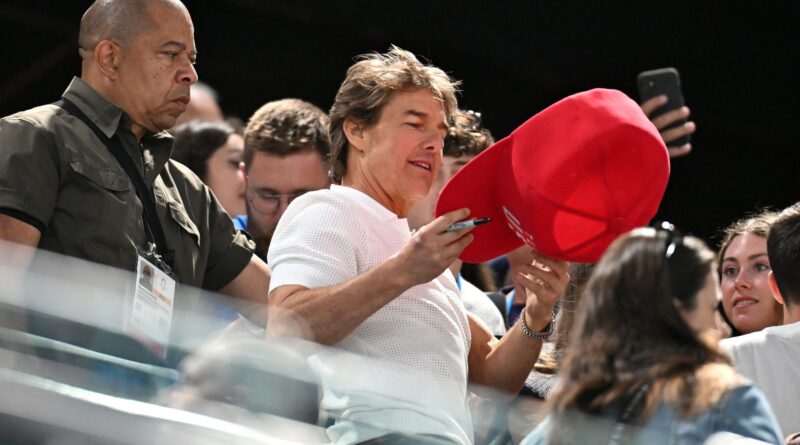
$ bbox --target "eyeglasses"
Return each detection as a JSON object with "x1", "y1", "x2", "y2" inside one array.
[
  {"x1": 248, "y1": 190, "x2": 306, "y2": 215},
  {"x1": 651, "y1": 220, "x2": 683, "y2": 260}
]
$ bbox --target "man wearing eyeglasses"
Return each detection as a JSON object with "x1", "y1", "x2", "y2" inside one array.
[{"x1": 235, "y1": 98, "x2": 331, "y2": 260}]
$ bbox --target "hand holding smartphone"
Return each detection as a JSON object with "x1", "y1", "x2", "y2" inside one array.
[{"x1": 637, "y1": 67, "x2": 695, "y2": 156}]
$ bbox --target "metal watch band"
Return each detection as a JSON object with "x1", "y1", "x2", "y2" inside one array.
[{"x1": 518, "y1": 310, "x2": 556, "y2": 341}]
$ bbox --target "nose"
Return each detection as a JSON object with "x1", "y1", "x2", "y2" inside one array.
[
  {"x1": 275, "y1": 196, "x2": 292, "y2": 219},
  {"x1": 734, "y1": 270, "x2": 752, "y2": 290},
  {"x1": 424, "y1": 128, "x2": 445, "y2": 152},
  {"x1": 178, "y1": 60, "x2": 198, "y2": 85},
  {"x1": 237, "y1": 169, "x2": 246, "y2": 191}
]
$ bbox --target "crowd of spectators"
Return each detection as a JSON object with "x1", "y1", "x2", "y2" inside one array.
[{"x1": 0, "y1": 1, "x2": 797, "y2": 444}]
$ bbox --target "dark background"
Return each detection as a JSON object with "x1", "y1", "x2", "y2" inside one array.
[{"x1": 1, "y1": 1, "x2": 797, "y2": 246}]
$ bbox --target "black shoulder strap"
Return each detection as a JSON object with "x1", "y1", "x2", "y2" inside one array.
[{"x1": 56, "y1": 99, "x2": 173, "y2": 266}]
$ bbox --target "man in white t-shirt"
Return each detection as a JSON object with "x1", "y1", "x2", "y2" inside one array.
[
  {"x1": 722, "y1": 202, "x2": 800, "y2": 436},
  {"x1": 267, "y1": 46, "x2": 569, "y2": 445}
]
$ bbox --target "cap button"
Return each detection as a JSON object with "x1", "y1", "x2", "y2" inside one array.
[{"x1": 608, "y1": 217, "x2": 630, "y2": 234}]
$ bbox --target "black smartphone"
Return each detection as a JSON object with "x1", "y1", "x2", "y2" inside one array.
[{"x1": 637, "y1": 67, "x2": 690, "y2": 147}]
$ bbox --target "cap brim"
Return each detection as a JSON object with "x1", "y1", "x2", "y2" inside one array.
[{"x1": 435, "y1": 136, "x2": 523, "y2": 262}]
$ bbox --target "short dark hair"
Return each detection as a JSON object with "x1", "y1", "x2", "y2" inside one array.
[
  {"x1": 243, "y1": 98, "x2": 330, "y2": 170},
  {"x1": 79, "y1": 0, "x2": 185, "y2": 52},
  {"x1": 328, "y1": 46, "x2": 460, "y2": 183},
  {"x1": 171, "y1": 120, "x2": 237, "y2": 181},
  {"x1": 767, "y1": 202, "x2": 800, "y2": 306}
]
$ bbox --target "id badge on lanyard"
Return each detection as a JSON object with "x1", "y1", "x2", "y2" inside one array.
[{"x1": 125, "y1": 244, "x2": 177, "y2": 360}]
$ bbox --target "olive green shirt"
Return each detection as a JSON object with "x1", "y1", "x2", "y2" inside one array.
[{"x1": 0, "y1": 77, "x2": 253, "y2": 290}]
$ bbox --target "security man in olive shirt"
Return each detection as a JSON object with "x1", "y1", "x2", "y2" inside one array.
[{"x1": 0, "y1": 1, "x2": 269, "y2": 306}]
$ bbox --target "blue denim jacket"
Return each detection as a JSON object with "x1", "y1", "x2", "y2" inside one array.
[{"x1": 522, "y1": 383, "x2": 783, "y2": 445}]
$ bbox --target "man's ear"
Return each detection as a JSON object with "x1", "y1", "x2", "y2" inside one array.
[
  {"x1": 93, "y1": 40, "x2": 121, "y2": 80},
  {"x1": 768, "y1": 271, "x2": 785, "y2": 306},
  {"x1": 343, "y1": 119, "x2": 366, "y2": 153}
]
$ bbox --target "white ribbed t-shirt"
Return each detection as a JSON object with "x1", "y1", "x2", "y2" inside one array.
[
  {"x1": 721, "y1": 321, "x2": 800, "y2": 435},
  {"x1": 269, "y1": 185, "x2": 473, "y2": 445}
]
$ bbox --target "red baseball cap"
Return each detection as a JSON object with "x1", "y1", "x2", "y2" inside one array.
[{"x1": 435, "y1": 88, "x2": 670, "y2": 263}]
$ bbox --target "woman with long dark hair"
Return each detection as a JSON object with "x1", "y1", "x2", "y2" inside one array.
[{"x1": 523, "y1": 224, "x2": 782, "y2": 444}]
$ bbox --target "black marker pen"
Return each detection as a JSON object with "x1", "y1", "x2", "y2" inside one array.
[{"x1": 446, "y1": 217, "x2": 492, "y2": 232}]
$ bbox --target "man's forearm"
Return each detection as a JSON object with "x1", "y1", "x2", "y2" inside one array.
[
  {"x1": 267, "y1": 255, "x2": 412, "y2": 345},
  {"x1": 469, "y1": 311, "x2": 552, "y2": 395}
]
